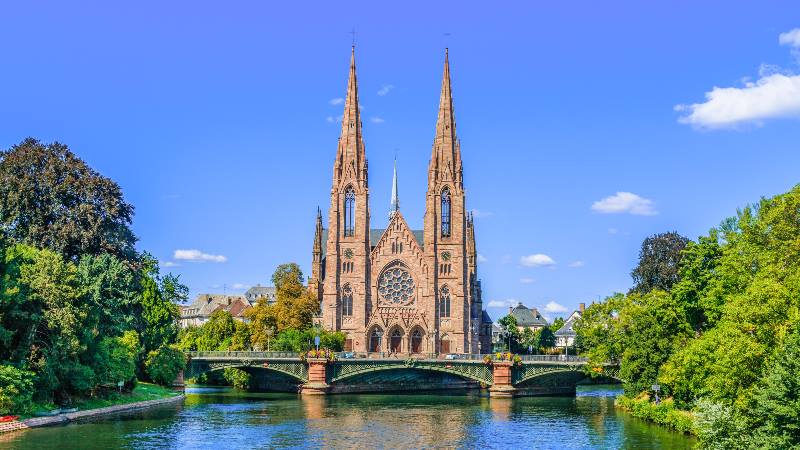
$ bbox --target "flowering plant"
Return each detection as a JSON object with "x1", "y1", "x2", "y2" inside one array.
[{"x1": 300, "y1": 348, "x2": 336, "y2": 361}]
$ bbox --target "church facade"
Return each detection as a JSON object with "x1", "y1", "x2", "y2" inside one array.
[{"x1": 308, "y1": 48, "x2": 492, "y2": 354}]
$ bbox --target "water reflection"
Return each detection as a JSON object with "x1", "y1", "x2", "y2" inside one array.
[{"x1": 1, "y1": 386, "x2": 694, "y2": 449}]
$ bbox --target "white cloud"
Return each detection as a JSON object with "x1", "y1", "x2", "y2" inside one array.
[
  {"x1": 779, "y1": 28, "x2": 800, "y2": 48},
  {"x1": 377, "y1": 84, "x2": 394, "y2": 96},
  {"x1": 477, "y1": 254, "x2": 488, "y2": 263},
  {"x1": 488, "y1": 298, "x2": 520, "y2": 308},
  {"x1": 161, "y1": 261, "x2": 180, "y2": 268},
  {"x1": 520, "y1": 253, "x2": 556, "y2": 267},
  {"x1": 519, "y1": 277, "x2": 535, "y2": 284},
  {"x1": 542, "y1": 301, "x2": 568, "y2": 313},
  {"x1": 471, "y1": 209, "x2": 493, "y2": 218},
  {"x1": 232, "y1": 283, "x2": 247, "y2": 290},
  {"x1": 568, "y1": 260, "x2": 585, "y2": 268},
  {"x1": 370, "y1": 116, "x2": 385, "y2": 124},
  {"x1": 173, "y1": 249, "x2": 227, "y2": 263},
  {"x1": 329, "y1": 97, "x2": 344, "y2": 105},
  {"x1": 592, "y1": 192, "x2": 657, "y2": 216},
  {"x1": 676, "y1": 74, "x2": 800, "y2": 128},
  {"x1": 676, "y1": 28, "x2": 800, "y2": 129}
]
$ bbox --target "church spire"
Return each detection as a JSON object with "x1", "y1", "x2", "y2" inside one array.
[
  {"x1": 334, "y1": 46, "x2": 367, "y2": 186},
  {"x1": 429, "y1": 48, "x2": 462, "y2": 188},
  {"x1": 389, "y1": 157, "x2": 399, "y2": 217}
]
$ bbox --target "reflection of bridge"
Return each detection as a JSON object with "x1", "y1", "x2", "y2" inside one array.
[{"x1": 185, "y1": 352, "x2": 620, "y2": 397}]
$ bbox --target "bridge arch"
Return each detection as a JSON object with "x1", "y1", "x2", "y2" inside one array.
[
  {"x1": 330, "y1": 360, "x2": 493, "y2": 385},
  {"x1": 187, "y1": 360, "x2": 309, "y2": 383},
  {"x1": 513, "y1": 365, "x2": 623, "y2": 386}
]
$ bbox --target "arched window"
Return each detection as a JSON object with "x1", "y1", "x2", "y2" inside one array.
[
  {"x1": 390, "y1": 328, "x2": 403, "y2": 353},
  {"x1": 439, "y1": 286, "x2": 451, "y2": 318},
  {"x1": 441, "y1": 187, "x2": 451, "y2": 237},
  {"x1": 341, "y1": 284, "x2": 353, "y2": 316},
  {"x1": 344, "y1": 187, "x2": 356, "y2": 237}
]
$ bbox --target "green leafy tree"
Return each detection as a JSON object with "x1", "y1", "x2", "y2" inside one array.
[
  {"x1": 145, "y1": 345, "x2": 186, "y2": 387},
  {"x1": 497, "y1": 314, "x2": 521, "y2": 352},
  {"x1": 0, "y1": 138, "x2": 137, "y2": 263},
  {"x1": 0, "y1": 365, "x2": 34, "y2": 415},
  {"x1": 630, "y1": 231, "x2": 690, "y2": 294},
  {"x1": 575, "y1": 294, "x2": 625, "y2": 366},
  {"x1": 551, "y1": 317, "x2": 565, "y2": 333},
  {"x1": 139, "y1": 261, "x2": 185, "y2": 356},
  {"x1": 537, "y1": 326, "x2": 556, "y2": 350}
]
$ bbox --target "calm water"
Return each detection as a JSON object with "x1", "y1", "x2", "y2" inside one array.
[{"x1": 1, "y1": 385, "x2": 694, "y2": 449}]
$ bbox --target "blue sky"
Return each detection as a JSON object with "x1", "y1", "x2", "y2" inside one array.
[{"x1": 2, "y1": 1, "x2": 799, "y2": 321}]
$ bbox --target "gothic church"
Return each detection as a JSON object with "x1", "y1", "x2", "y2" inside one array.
[{"x1": 309, "y1": 48, "x2": 492, "y2": 354}]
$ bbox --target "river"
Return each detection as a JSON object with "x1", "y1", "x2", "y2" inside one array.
[{"x1": 1, "y1": 385, "x2": 694, "y2": 449}]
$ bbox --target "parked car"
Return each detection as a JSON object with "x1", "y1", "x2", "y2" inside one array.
[
  {"x1": 444, "y1": 353, "x2": 464, "y2": 360},
  {"x1": 340, "y1": 352, "x2": 356, "y2": 359}
]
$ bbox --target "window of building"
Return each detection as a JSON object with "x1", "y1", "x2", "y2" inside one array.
[
  {"x1": 439, "y1": 286, "x2": 451, "y2": 318},
  {"x1": 342, "y1": 284, "x2": 353, "y2": 316},
  {"x1": 344, "y1": 187, "x2": 355, "y2": 237},
  {"x1": 441, "y1": 187, "x2": 451, "y2": 237}
]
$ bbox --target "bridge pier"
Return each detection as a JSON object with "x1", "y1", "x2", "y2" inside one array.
[
  {"x1": 172, "y1": 370, "x2": 186, "y2": 392},
  {"x1": 488, "y1": 361, "x2": 516, "y2": 398},
  {"x1": 300, "y1": 358, "x2": 330, "y2": 395}
]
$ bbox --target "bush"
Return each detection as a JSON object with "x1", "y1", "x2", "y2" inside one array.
[
  {"x1": 145, "y1": 345, "x2": 186, "y2": 387},
  {"x1": 0, "y1": 365, "x2": 34, "y2": 415},
  {"x1": 222, "y1": 368, "x2": 251, "y2": 390},
  {"x1": 616, "y1": 394, "x2": 695, "y2": 434}
]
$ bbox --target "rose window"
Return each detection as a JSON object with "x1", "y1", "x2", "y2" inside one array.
[{"x1": 378, "y1": 262, "x2": 415, "y2": 305}]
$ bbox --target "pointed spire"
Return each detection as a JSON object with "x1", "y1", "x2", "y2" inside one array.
[
  {"x1": 335, "y1": 46, "x2": 366, "y2": 184},
  {"x1": 390, "y1": 157, "x2": 399, "y2": 217},
  {"x1": 429, "y1": 48, "x2": 462, "y2": 187},
  {"x1": 313, "y1": 207, "x2": 323, "y2": 255}
]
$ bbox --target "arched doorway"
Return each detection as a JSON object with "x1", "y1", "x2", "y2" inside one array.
[
  {"x1": 390, "y1": 328, "x2": 403, "y2": 353},
  {"x1": 410, "y1": 329, "x2": 423, "y2": 354},
  {"x1": 369, "y1": 328, "x2": 383, "y2": 352},
  {"x1": 440, "y1": 334, "x2": 451, "y2": 354}
]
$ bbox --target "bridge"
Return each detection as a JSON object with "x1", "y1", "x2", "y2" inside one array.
[{"x1": 184, "y1": 352, "x2": 620, "y2": 397}]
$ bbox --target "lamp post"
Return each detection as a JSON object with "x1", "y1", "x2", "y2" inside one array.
[{"x1": 266, "y1": 327, "x2": 274, "y2": 352}]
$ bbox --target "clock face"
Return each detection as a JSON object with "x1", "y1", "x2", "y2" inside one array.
[
  {"x1": 441, "y1": 251, "x2": 451, "y2": 261},
  {"x1": 344, "y1": 248, "x2": 354, "y2": 259}
]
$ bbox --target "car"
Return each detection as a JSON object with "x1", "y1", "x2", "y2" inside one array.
[
  {"x1": 339, "y1": 352, "x2": 356, "y2": 359},
  {"x1": 444, "y1": 353, "x2": 464, "y2": 360}
]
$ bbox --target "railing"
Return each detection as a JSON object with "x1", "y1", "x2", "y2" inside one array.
[{"x1": 187, "y1": 351, "x2": 588, "y2": 363}]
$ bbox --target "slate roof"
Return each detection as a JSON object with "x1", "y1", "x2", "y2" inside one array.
[
  {"x1": 481, "y1": 310, "x2": 493, "y2": 324},
  {"x1": 321, "y1": 228, "x2": 424, "y2": 257},
  {"x1": 555, "y1": 310, "x2": 581, "y2": 336},
  {"x1": 245, "y1": 285, "x2": 276, "y2": 303},
  {"x1": 510, "y1": 303, "x2": 549, "y2": 327}
]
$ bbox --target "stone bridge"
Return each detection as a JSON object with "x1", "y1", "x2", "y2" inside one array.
[{"x1": 185, "y1": 352, "x2": 620, "y2": 397}]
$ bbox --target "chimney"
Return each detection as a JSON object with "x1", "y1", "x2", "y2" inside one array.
[
  {"x1": 508, "y1": 306, "x2": 513, "y2": 314},
  {"x1": 579, "y1": 303, "x2": 585, "y2": 313}
]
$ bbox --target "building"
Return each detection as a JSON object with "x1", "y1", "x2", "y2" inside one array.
[
  {"x1": 308, "y1": 48, "x2": 492, "y2": 354},
  {"x1": 507, "y1": 303, "x2": 548, "y2": 332},
  {"x1": 178, "y1": 287, "x2": 278, "y2": 328},
  {"x1": 555, "y1": 303, "x2": 584, "y2": 348}
]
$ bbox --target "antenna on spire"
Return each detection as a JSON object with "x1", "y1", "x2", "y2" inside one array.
[{"x1": 349, "y1": 27, "x2": 357, "y2": 47}]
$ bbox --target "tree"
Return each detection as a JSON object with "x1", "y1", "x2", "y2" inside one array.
[
  {"x1": 630, "y1": 231, "x2": 690, "y2": 294},
  {"x1": 551, "y1": 317, "x2": 565, "y2": 333},
  {"x1": 0, "y1": 138, "x2": 137, "y2": 263},
  {"x1": 138, "y1": 260, "x2": 186, "y2": 356},
  {"x1": 537, "y1": 326, "x2": 556, "y2": 350},
  {"x1": 497, "y1": 315, "x2": 521, "y2": 352},
  {"x1": 575, "y1": 294, "x2": 625, "y2": 366},
  {"x1": 145, "y1": 345, "x2": 185, "y2": 387}
]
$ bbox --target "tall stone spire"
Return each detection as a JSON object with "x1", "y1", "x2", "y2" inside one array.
[
  {"x1": 389, "y1": 157, "x2": 399, "y2": 217},
  {"x1": 334, "y1": 46, "x2": 367, "y2": 187},
  {"x1": 428, "y1": 48, "x2": 462, "y2": 188}
]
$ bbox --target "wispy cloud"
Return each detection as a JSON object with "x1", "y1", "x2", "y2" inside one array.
[
  {"x1": 608, "y1": 228, "x2": 619, "y2": 235},
  {"x1": 370, "y1": 116, "x2": 385, "y2": 124},
  {"x1": 471, "y1": 209, "x2": 493, "y2": 218},
  {"x1": 232, "y1": 283, "x2": 247, "y2": 290},
  {"x1": 568, "y1": 260, "x2": 585, "y2": 268},
  {"x1": 477, "y1": 254, "x2": 488, "y2": 263},
  {"x1": 161, "y1": 261, "x2": 180, "y2": 268},
  {"x1": 377, "y1": 84, "x2": 394, "y2": 96},
  {"x1": 676, "y1": 28, "x2": 800, "y2": 129},
  {"x1": 488, "y1": 298, "x2": 520, "y2": 308},
  {"x1": 329, "y1": 97, "x2": 344, "y2": 105},
  {"x1": 542, "y1": 301, "x2": 568, "y2": 313},
  {"x1": 173, "y1": 249, "x2": 227, "y2": 263},
  {"x1": 520, "y1": 253, "x2": 556, "y2": 267},
  {"x1": 519, "y1": 277, "x2": 535, "y2": 284},
  {"x1": 592, "y1": 192, "x2": 657, "y2": 216}
]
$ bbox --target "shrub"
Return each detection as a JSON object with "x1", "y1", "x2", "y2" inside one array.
[
  {"x1": 145, "y1": 345, "x2": 186, "y2": 386},
  {"x1": 616, "y1": 394, "x2": 695, "y2": 434},
  {"x1": 0, "y1": 365, "x2": 34, "y2": 415}
]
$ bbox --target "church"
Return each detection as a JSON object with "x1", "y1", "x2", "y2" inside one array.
[{"x1": 308, "y1": 48, "x2": 492, "y2": 355}]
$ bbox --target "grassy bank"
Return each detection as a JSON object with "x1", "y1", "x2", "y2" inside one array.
[
  {"x1": 23, "y1": 382, "x2": 179, "y2": 419},
  {"x1": 615, "y1": 394, "x2": 695, "y2": 434}
]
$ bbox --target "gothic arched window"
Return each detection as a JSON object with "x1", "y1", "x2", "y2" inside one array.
[
  {"x1": 439, "y1": 286, "x2": 451, "y2": 318},
  {"x1": 344, "y1": 186, "x2": 356, "y2": 237},
  {"x1": 441, "y1": 187, "x2": 451, "y2": 237},
  {"x1": 341, "y1": 284, "x2": 353, "y2": 316}
]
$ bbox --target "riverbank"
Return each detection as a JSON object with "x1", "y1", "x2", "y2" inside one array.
[
  {"x1": 615, "y1": 394, "x2": 695, "y2": 434},
  {"x1": 1, "y1": 383, "x2": 183, "y2": 435}
]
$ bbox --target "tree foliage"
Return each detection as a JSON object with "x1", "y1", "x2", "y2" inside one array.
[
  {"x1": 0, "y1": 138, "x2": 137, "y2": 262},
  {"x1": 630, "y1": 231, "x2": 690, "y2": 294},
  {"x1": 145, "y1": 345, "x2": 185, "y2": 387}
]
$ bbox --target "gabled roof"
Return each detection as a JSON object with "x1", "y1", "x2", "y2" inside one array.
[
  {"x1": 481, "y1": 310, "x2": 493, "y2": 324},
  {"x1": 510, "y1": 303, "x2": 548, "y2": 327},
  {"x1": 555, "y1": 310, "x2": 582, "y2": 336},
  {"x1": 320, "y1": 228, "x2": 424, "y2": 257}
]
